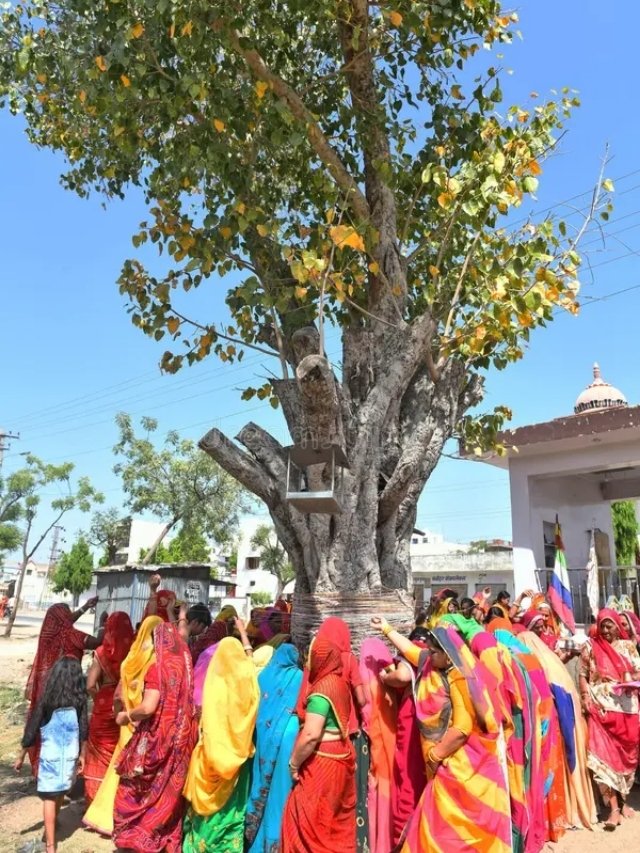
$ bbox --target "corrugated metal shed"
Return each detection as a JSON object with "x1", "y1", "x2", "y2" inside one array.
[{"x1": 93, "y1": 562, "x2": 212, "y2": 630}]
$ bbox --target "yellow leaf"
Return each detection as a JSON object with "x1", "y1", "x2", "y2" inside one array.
[
  {"x1": 368, "y1": 261, "x2": 380, "y2": 275},
  {"x1": 78, "y1": 90, "x2": 87, "y2": 104},
  {"x1": 178, "y1": 234, "x2": 195, "y2": 251},
  {"x1": 256, "y1": 223, "x2": 269, "y2": 237},
  {"x1": 36, "y1": 72, "x2": 47, "y2": 84},
  {"x1": 235, "y1": 202, "x2": 246, "y2": 215},
  {"x1": 181, "y1": 20, "x2": 193, "y2": 37},
  {"x1": 113, "y1": 125, "x2": 125, "y2": 137},
  {"x1": 120, "y1": 74, "x2": 131, "y2": 87},
  {"x1": 428, "y1": 265, "x2": 440, "y2": 278},
  {"x1": 168, "y1": 23, "x2": 175, "y2": 39},
  {"x1": 475, "y1": 325, "x2": 487, "y2": 340},
  {"x1": 294, "y1": 286, "x2": 308, "y2": 300},
  {"x1": 451, "y1": 84, "x2": 464, "y2": 100},
  {"x1": 220, "y1": 226, "x2": 233, "y2": 240},
  {"x1": 167, "y1": 317, "x2": 180, "y2": 335},
  {"x1": 329, "y1": 225, "x2": 365, "y2": 252},
  {"x1": 389, "y1": 11, "x2": 403, "y2": 27},
  {"x1": 528, "y1": 159, "x2": 542, "y2": 176},
  {"x1": 95, "y1": 56, "x2": 107, "y2": 72},
  {"x1": 325, "y1": 208, "x2": 335, "y2": 224},
  {"x1": 131, "y1": 22, "x2": 145, "y2": 39},
  {"x1": 213, "y1": 118, "x2": 226, "y2": 133},
  {"x1": 437, "y1": 192, "x2": 453, "y2": 209},
  {"x1": 255, "y1": 81, "x2": 268, "y2": 100},
  {"x1": 464, "y1": 0, "x2": 476, "y2": 8}
]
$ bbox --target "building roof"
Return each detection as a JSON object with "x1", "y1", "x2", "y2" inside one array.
[
  {"x1": 95, "y1": 562, "x2": 214, "y2": 574},
  {"x1": 574, "y1": 363, "x2": 628, "y2": 415}
]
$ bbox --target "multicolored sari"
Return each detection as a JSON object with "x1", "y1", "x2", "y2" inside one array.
[
  {"x1": 359, "y1": 638, "x2": 397, "y2": 853},
  {"x1": 580, "y1": 609, "x2": 640, "y2": 799},
  {"x1": 520, "y1": 630, "x2": 596, "y2": 830},
  {"x1": 84, "y1": 612, "x2": 134, "y2": 803},
  {"x1": 83, "y1": 615, "x2": 162, "y2": 836},
  {"x1": 183, "y1": 637, "x2": 259, "y2": 852},
  {"x1": 25, "y1": 603, "x2": 89, "y2": 775},
  {"x1": 113, "y1": 623, "x2": 196, "y2": 853},
  {"x1": 400, "y1": 627, "x2": 511, "y2": 853},
  {"x1": 245, "y1": 643, "x2": 303, "y2": 853},
  {"x1": 282, "y1": 636, "x2": 356, "y2": 853}
]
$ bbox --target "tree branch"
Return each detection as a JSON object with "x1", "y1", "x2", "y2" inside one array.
[
  {"x1": 228, "y1": 30, "x2": 370, "y2": 223},
  {"x1": 199, "y1": 428, "x2": 277, "y2": 507}
]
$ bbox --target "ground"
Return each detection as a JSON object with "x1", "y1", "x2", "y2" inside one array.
[{"x1": 0, "y1": 615, "x2": 639, "y2": 852}]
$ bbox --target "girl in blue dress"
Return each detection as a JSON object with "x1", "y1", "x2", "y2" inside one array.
[{"x1": 16, "y1": 657, "x2": 89, "y2": 853}]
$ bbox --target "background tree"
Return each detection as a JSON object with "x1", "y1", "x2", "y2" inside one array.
[
  {"x1": 89, "y1": 506, "x2": 131, "y2": 566},
  {"x1": 250, "y1": 523, "x2": 295, "y2": 597},
  {"x1": 113, "y1": 413, "x2": 247, "y2": 563},
  {"x1": 611, "y1": 501, "x2": 639, "y2": 566},
  {"x1": 138, "y1": 525, "x2": 211, "y2": 563},
  {"x1": 0, "y1": 472, "x2": 28, "y2": 562},
  {"x1": 0, "y1": 2, "x2": 611, "y2": 637},
  {"x1": 250, "y1": 590, "x2": 273, "y2": 607},
  {"x1": 51, "y1": 535, "x2": 94, "y2": 607},
  {"x1": 3, "y1": 456, "x2": 103, "y2": 637}
]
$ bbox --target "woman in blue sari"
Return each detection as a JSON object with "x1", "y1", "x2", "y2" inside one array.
[{"x1": 245, "y1": 642, "x2": 303, "y2": 852}]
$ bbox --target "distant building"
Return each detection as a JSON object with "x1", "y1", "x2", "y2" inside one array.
[
  {"x1": 409, "y1": 529, "x2": 513, "y2": 605},
  {"x1": 234, "y1": 516, "x2": 279, "y2": 602},
  {"x1": 0, "y1": 559, "x2": 78, "y2": 608}
]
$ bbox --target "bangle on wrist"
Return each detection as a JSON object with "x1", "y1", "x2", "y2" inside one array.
[
  {"x1": 382, "y1": 624, "x2": 393, "y2": 637},
  {"x1": 288, "y1": 760, "x2": 298, "y2": 771},
  {"x1": 243, "y1": 644, "x2": 253, "y2": 652},
  {"x1": 428, "y1": 748, "x2": 442, "y2": 763}
]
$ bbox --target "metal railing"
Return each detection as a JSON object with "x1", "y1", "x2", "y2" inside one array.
[{"x1": 535, "y1": 565, "x2": 640, "y2": 625}]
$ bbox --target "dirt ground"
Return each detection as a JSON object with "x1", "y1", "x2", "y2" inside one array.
[{"x1": 1, "y1": 618, "x2": 640, "y2": 852}]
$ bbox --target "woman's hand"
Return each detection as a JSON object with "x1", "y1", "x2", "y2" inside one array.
[
  {"x1": 115, "y1": 711, "x2": 130, "y2": 727},
  {"x1": 77, "y1": 754, "x2": 85, "y2": 775},
  {"x1": 149, "y1": 574, "x2": 162, "y2": 592},
  {"x1": 14, "y1": 752, "x2": 25, "y2": 773},
  {"x1": 289, "y1": 761, "x2": 300, "y2": 783},
  {"x1": 234, "y1": 617, "x2": 246, "y2": 634},
  {"x1": 371, "y1": 615, "x2": 390, "y2": 634}
]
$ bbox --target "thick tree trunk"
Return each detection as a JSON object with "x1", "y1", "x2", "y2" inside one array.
[{"x1": 140, "y1": 516, "x2": 180, "y2": 565}]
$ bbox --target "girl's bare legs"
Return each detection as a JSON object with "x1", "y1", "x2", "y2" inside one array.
[
  {"x1": 600, "y1": 785, "x2": 622, "y2": 828},
  {"x1": 42, "y1": 798, "x2": 57, "y2": 850}
]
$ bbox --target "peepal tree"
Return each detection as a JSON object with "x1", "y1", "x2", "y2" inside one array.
[
  {"x1": 1, "y1": 3, "x2": 611, "y2": 617},
  {"x1": 3, "y1": 456, "x2": 103, "y2": 637},
  {"x1": 113, "y1": 413, "x2": 246, "y2": 562}
]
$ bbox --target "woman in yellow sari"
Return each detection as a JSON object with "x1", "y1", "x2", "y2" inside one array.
[
  {"x1": 183, "y1": 635, "x2": 260, "y2": 852},
  {"x1": 83, "y1": 615, "x2": 162, "y2": 836}
]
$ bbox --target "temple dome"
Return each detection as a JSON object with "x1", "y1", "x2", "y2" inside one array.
[{"x1": 574, "y1": 363, "x2": 628, "y2": 415}]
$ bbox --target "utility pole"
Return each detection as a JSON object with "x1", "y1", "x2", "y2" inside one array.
[
  {"x1": 39, "y1": 525, "x2": 64, "y2": 609},
  {"x1": 0, "y1": 430, "x2": 19, "y2": 470}
]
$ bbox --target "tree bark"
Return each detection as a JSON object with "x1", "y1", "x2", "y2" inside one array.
[{"x1": 140, "y1": 516, "x2": 181, "y2": 565}]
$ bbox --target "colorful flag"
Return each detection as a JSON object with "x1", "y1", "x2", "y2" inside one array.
[
  {"x1": 586, "y1": 528, "x2": 599, "y2": 621},
  {"x1": 547, "y1": 517, "x2": 576, "y2": 633}
]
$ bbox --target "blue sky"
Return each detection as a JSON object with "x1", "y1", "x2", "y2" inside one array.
[{"x1": 2, "y1": 0, "x2": 639, "y2": 559}]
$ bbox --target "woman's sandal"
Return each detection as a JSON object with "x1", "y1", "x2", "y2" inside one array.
[{"x1": 604, "y1": 807, "x2": 621, "y2": 831}]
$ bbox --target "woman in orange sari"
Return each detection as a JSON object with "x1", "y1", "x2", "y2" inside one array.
[
  {"x1": 371, "y1": 616, "x2": 511, "y2": 853},
  {"x1": 282, "y1": 635, "x2": 356, "y2": 852},
  {"x1": 83, "y1": 611, "x2": 134, "y2": 803}
]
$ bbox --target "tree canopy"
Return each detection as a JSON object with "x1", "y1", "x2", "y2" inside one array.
[
  {"x1": 3, "y1": 455, "x2": 103, "y2": 636},
  {"x1": 51, "y1": 535, "x2": 94, "y2": 606},
  {"x1": 139, "y1": 525, "x2": 211, "y2": 563},
  {"x1": 89, "y1": 506, "x2": 131, "y2": 565},
  {"x1": 0, "y1": 2, "x2": 610, "y2": 610},
  {"x1": 611, "y1": 501, "x2": 639, "y2": 567},
  {"x1": 113, "y1": 412, "x2": 247, "y2": 561},
  {"x1": 250, "y1": 523, "x2": 295, "y2": 595}
]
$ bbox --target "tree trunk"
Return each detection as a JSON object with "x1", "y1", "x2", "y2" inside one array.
[
  {"x1": 140, "y1": 516, "x2": 180, "y2": 565},
  {"x1": 72, "y1": 591, "x2": 80, "y2": 608},
  {"x1": 4, "y1": 545, "x2": 29, "y2": 638}
]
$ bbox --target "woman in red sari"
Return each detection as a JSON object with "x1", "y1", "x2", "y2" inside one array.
[
  {"x1": 113, "y1": 621, "x2": 197, "y2": 853},
  {"x1": 579, "y1": 608, "x2": 640, "y2": 830},
  {"x1": 25, "y1": 599, "x2": 99, "y2": 774},
  {"x1": 83, "y1": 611, "x2": 134, "y2": 803},
  {"x1": 282, "y1": 635, "x2": 356, "y2": 853}
]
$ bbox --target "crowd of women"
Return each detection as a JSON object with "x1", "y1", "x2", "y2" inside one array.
[{"x1": 15, "y1": 580, "x2": 640, "y2": 853}]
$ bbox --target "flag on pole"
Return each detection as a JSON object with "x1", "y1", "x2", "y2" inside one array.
[
  {"x1": 547, "y1": 516, "x2": 576, "y2": 633},
  {"x1": 586, "y1": 528, "x2": 599, "y2": 620}
]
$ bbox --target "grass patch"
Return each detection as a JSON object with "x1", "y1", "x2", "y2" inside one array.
[{"x1": 0, "y1": 685, "x2": 22, "y2": 711}]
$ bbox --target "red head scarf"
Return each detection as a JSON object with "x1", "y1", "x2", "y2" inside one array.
[
  {"x1": 143, "y1": 589, "x2": 177, "y2": 622},
  {"x1": 190, "y1": 620, "x2": 229, "y2": 665},
  {"x1": 590, "y1": 609, "x2": 633, "y2": 681},
  {"x1": 315, "y1": 617, "x2": 361, "y2": 734},
  {"x1": 98, "y1": 612, "x2": 135, "y2": 676},
  {"x1": 26, "y1": 603, "x2": 88, "y2": 703},
  {"x1": 305, "y1": 635, "x2": 351, "y2": 737},
  {"x1": 621, "y1": 610, "x2": 640, "y2": 640},
  {"x1": 521, "y1": 610, "x2": 545, "y2": 631}
]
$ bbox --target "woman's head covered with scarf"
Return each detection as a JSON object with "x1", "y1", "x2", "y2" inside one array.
[
  {"x1": 26, "y1": 603, "x2": 86, "y2": 702},
  {"x1": 589, "y1": 608, "x2": 633, "y2": 682},
  {"x1": 100, "y1": 611, "x2": 135, "y2": 672}
]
